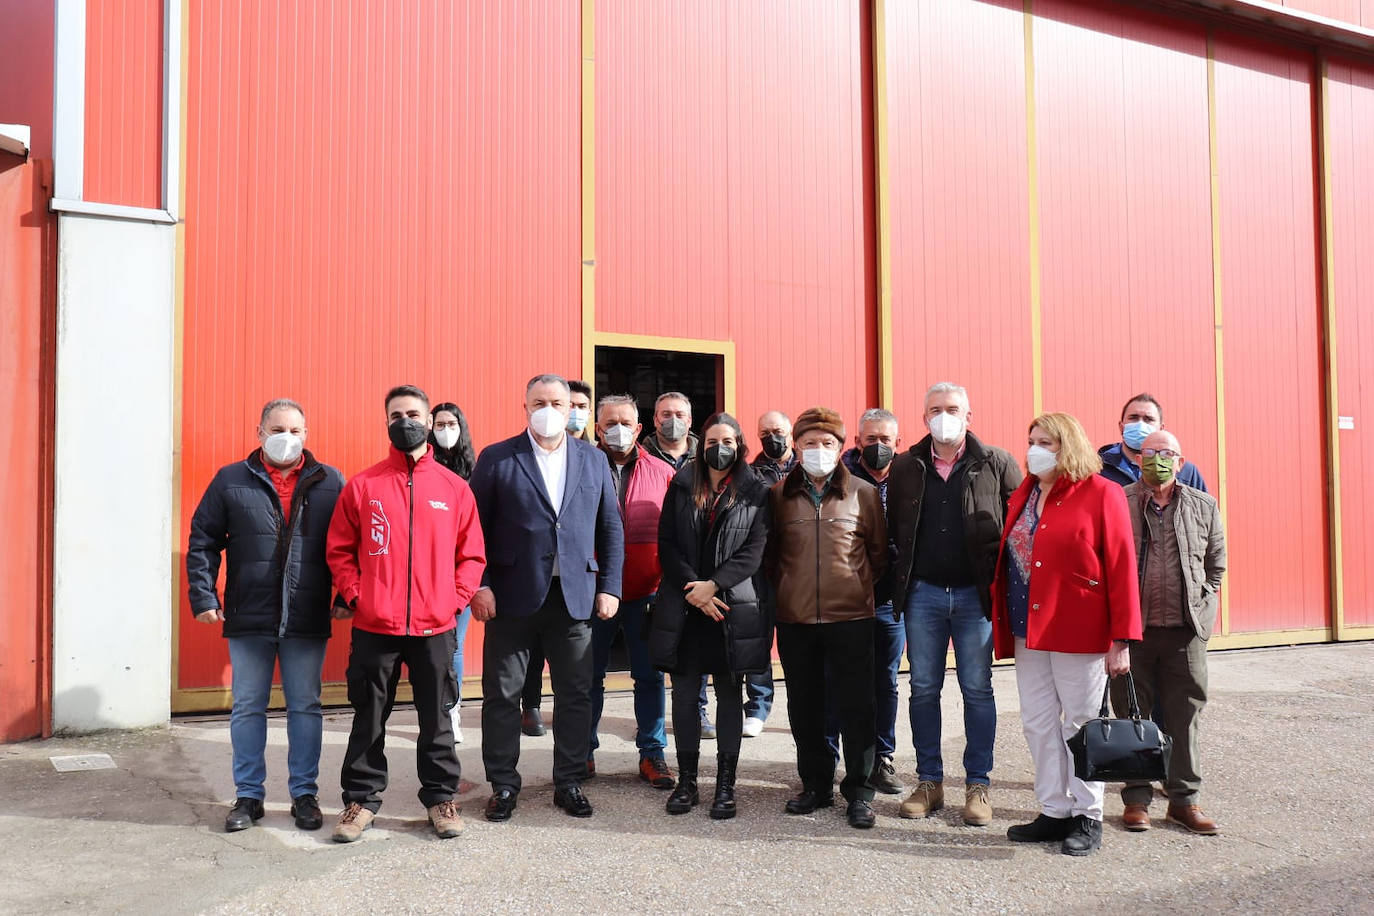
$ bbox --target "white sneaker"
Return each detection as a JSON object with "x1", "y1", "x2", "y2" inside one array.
[
  {"x1": 450, "y1": 705, "x2": 463, "y2": 744},
  {"x1": 741, "y1": 717, "x2": 765, "y2": 738}
]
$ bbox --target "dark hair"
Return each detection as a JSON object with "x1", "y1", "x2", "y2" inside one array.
[
  {"x1": 1119, "y1": 392, "x2": 1163, "y2": 424},
  {"x1": 429, "y1": 402, "x2": 476, "y2": 480},
  {"x1": 692, "y1": 412, "x2": 748, "y2": 510},
  {"x1": 385, "y1": 384, "x2": 430, "y2": 412},
  {"x1": 568, "y1": 379, "x2": 592, "y2": 399}
]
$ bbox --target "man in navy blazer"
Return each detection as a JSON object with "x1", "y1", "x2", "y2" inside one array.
[{"x1": 469, "y1": 373, "x2": 625, "y2": 821}]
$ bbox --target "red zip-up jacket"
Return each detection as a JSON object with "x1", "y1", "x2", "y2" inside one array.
[{"x1": 327, "y1": 446, "x2": 486, "y2": 637}]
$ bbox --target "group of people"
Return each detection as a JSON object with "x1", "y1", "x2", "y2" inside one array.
[{"x1": 187, "y1": 376, "x2": 1225, "y2": 855}]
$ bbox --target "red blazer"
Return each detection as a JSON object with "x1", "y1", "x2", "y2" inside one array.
[{"x1": 991, "y1": 473, "x2": 1141, "y2": 658}]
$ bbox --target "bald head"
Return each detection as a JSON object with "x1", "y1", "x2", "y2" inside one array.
[
  {"x1": 758, "y1": 410, "x2": 791, "y2": 436},
  {"x1": 1141, "y1": 429, "x2": 1181, "y2": 456}
]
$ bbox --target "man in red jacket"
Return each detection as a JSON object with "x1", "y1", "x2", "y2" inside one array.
[
  {"x1": 587, "y1": 394, "x2": 676, "y2": 787},
  {"x1": 326, "y1": 385, "x2": 487, "y2": 842}
]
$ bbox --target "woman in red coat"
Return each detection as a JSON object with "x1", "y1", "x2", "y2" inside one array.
[{"x1": 991, "y1": 412, "x2": 1140, "y2": 857}]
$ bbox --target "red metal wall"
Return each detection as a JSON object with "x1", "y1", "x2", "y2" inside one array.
[
  {"x1": 1326, "y1": 56, "x2": 1374, "y2": 630},
  {"x1": 181, "y1": 0, "x2": 580, "y2": 696},
  {"x1": 84, "y1": 0, "x2": 163, "y2": 208},
  {"x1": 0, "y1": 158, "x2": 54, "y2": 740},
  {"x1": 1213, "y1": 34, "x2": 1328, "y2": 633},
  {"x1": 0, "y1": 0, "x2": 53, "y2": 159},
  {"x1": 884, "y1": 0, "x2": 1033, "y2": 451},
  {"x1": 1280, "y1": 0, "x2": 1374, "y2": 28},
  {"x1": 595, "y1": 0, "x2": 877, "y2": 431}
]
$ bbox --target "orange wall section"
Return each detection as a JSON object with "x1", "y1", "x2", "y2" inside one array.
[
  {"x1": 0, "y1": 0, "x2": 54, "y2": 160},
  {"x1": 84, "y1": 0, "x2": 163, "y2": 208},
  {"x1": 180, "y1": 0, "x2": 581, "y2": 692},
  {"x1": 1326, "y1": 57, "x2": 1374, "y2": 630},
  {"x1": 594, "y1": 0, "x2": 877, "y2": 431},
  {"x1": 883, "y1": 0, "x2": 1033, "y2": 452},
  {"x1": 1213, "y1": 34, "x2": 1328, "y2": 635}
]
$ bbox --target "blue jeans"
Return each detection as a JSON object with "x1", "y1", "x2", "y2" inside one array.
[
  {"x1": 450, "y1": 606, "x2": 472, "y2": 690},
  {"x1": 904, "y1": 582, "x2": 996, "y2": 785},
  {"x1": 825, "y1": 602, "x2": 904, "y2": 758},
  {"x1": 227, "y1": 635, "x2": 328, "y2": 800},
  {"x1": 745, "y1": 669, "x2": 774, "y2": 721},
  {"x1": 589, "y1": 596, "x2": 667, "y2": 758}
]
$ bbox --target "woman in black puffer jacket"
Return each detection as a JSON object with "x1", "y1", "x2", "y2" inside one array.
[{"x1": 650, "y1": 412, "x2": 772, "y2": 819}]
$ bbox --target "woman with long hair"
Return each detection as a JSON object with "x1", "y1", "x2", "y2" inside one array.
[{"x1": 430, "y1": 402, "x2": 477, "y2": 742}]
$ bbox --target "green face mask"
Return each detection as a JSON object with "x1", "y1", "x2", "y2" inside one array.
[{"x1": 1141, "y1": 454, "x2": 1176, "y2": 486}]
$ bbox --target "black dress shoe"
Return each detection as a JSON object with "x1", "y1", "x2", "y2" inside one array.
[
  {"x1": 846, "y1": 798, "x2": 877, "y2": 829},
  {"x1": 521, "y1": 708, "x2": 547, "y2": 737},
  {"x1": 1061, "y1": 814, "x2": 1103, "y2": 856},
  {"x1": 784, "y1": 789, "x2": 835, "y2": 815},
  {"x1": 485, "y1": 787, "x2": 518, "y2": 822},
  {"x1": 225, "y1": 797, "x2": 264, "y2": 832},
  {"x1": 290, "y1": 794, "x2": 323, "y2": 830},
  {"x1": 1007, "y1": 813, "x2": 1075, "y2": 843},
  {"x1": 553, "y1": 785, "x2": 594, "y2": 818}
]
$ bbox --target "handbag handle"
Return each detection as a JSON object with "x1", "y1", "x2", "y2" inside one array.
[{"x1": 1098, "y1": 671, "x2": 1143, "y2": 721}]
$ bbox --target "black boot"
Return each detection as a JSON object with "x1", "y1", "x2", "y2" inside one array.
[
  {"x1": 666, "y1": 753, "x2": 699, "y2": 815},
  {"x1": 710, "y1": 753, "x2": 738, "y2": 820}
]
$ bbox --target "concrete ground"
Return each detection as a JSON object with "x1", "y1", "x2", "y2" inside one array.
[{"x1": 2, "y1": 642, "x2": 1372, "y2": 915}]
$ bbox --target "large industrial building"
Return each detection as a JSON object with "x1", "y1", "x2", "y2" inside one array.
[{"x1": 2, "y1": 0, "x2": 1372, "y2": 740}]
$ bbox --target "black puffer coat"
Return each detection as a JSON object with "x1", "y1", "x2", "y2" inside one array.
[
  {"x1": 186, "y1": 450, "x2": 345, "y2": 639},
  {"x1": 649, "y1": 461, "x2": 772, "y2": 675}
]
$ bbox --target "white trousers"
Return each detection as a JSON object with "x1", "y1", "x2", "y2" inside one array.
[{"x1": 1014, "y1": 638, "x2": 1107, "y2": 820}]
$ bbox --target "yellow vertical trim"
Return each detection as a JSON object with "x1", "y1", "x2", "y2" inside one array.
[
  {"x1": 580, "y1": 0, "x2": 596, "y2": 384},
  {"x1": 1023, "y1": 1, "x2": 1043, "y2": 416},
  {"x1": 872, "y1": 0, "x2": 894, "y2": 410},
  {"x1": 170, "y1": 0, "x2": 190, "y2": 709},
  {"x1": 1205, "y1": 33, "x2": 1232, "y2": 637},
  {"x1": 1316, "y1": 54, "x2": 1346, "y2": 641}
]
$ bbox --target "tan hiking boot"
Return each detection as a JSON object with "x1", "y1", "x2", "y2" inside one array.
[
  {"x1": 332, "y1": 802, "x2": 375, "y2": 843},
  {"x1": 962, "y1": 783, "x2": 992, "y2": 826},
  {"x1": 899, "y1": 780, "x2": 944, "y2": 819},
  {"x1": 427, "y1": 800, "x2": 464, "y2": 838}
]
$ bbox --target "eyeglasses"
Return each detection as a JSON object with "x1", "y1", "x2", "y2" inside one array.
[{"x1": 1141, "y1": 448, "x2": 1179, "y2": 459}]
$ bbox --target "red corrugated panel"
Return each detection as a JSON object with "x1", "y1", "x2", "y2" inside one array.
[
  {"x1": 595, "y1": 0, "x2": 875, "y2": 430},
  {"x1": 0, "y1": 159, "x2": 54, "y2": 740},
  {"x1": 1281, "y1": 0, "x2": 1363, "y2": 27},
  {"x1": 1214, "y1": 34, "x2": 1327, "y2": 634},
  {"x1": 1035, "y1": 2, "x2": 1219, "y2": 482},
  {"x1": 181, "y1": 0, "x2": 580, "y2": 694},
  {"x1": 1327, "y1": 57, "x2": 1374, "y2": 629},
  {"x1": 0, "y1": 0, "x2": 54, "y2": 159},
  {"x1": 84, "y1": 0, "x2": 162, "y2": 208},
  {"x1": 884, "y1": 0, "x2": 1033, "y2": 451}
]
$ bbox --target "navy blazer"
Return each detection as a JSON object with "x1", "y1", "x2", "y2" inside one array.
[{"x1": 469, "y1": 430, "x2": 625, "y2": 619}]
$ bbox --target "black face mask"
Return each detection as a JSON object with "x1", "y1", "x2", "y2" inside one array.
[
  {"x1": 761, "y1": 434, "x2": 788, "y2": 461},
  {"x1": 388, "y1": 417, "x2": 429, "y2": 452},
  {"x1": 862, "y1": 443, "x2": 894, "y2": 471},
  {"x1": 704, "y1": 445, "x2": 736, "y2": 472}
]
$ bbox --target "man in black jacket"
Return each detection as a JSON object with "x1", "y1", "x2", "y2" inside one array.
[
  {"x1": 187, "y1": 399, "x2": 344, "y2": 833},
  {"x1": 885, "y1": 383, "x2": 1022, "y2": 828}
]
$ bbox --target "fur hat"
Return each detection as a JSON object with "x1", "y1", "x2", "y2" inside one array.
[{"x1": 792, "y1": 407, "x2": 845, "y2": 444}]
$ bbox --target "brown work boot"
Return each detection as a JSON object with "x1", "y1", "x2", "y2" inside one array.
[
  {"x1": 962, "y1": 783, "x2": 992, "y2": 826},
  {"x1": 332, "y1": 802, "x2": 375, "y2": 843},
  {"x1": 1167, "y1": 804, "x2": 1219, "y2": 835},
  {"x1": 1123, "y1": 803, "x2": 1151, "y2": 831},
  {"x1": 427, "y1": 800, "x2": 464, "y2": 838},
  {"x1": 899, "y1": 780, "x2": 944, "y2": 819}
]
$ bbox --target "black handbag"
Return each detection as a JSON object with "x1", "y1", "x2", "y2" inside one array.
[{"x1": 1066, "y1": 672, "x2": 1172, "y2": 782}]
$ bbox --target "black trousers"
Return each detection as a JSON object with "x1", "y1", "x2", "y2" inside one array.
[
  {"x1": 777, "y1": 619, "x2": 876, "y2": 803},
  {"x1": 672, "y1": 668, "x2": 744, "y2": 759},
  {"x1": 340, "y1": 627, "x2": 460, "y2": 812},
  {"x1": 481, "y1": 585, "x2": 593, "y2": 791}
]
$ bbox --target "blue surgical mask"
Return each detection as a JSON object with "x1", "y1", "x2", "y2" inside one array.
[
  {"x1": 1122, "y1": 420, "x2": 1157, "y2": 451},
  {"x1": 566, "y1": 408, "x2": 589, "y2": 433}
]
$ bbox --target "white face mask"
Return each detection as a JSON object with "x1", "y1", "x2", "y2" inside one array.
[
  {"x1": 1026, "y1": 444, "x2": 1058, "y2": 477},
  {"x1": 928, "y1": 412, "x2": 965, "y2": 445},
  {"x1": 262, "y1": 431, "x2": 303, "y2": 466},
  {"x1": 566, "y1": 408, "x2": 590, "y2": 433},
  {"x1": 801, "y1": 447, "x2": 839, "y2": 477},
  {"x1": 434, "y1": 426, "x2": 460, "y2": 450},
  {"x1": 530, "y1": 405, "x2": 566, "y2": 438},
  {"x1": 603, "y1": 423, "x2": 635, "y2": 452}
]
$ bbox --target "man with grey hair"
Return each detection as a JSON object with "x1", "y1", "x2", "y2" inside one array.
[
  {"x1": 469, "y1": 373, "x2": 625, "y2": 821},
  {"x1": 641, "y1": 391, "x2": 697, "y2": 469},
  {"x1": 187, "y1": 398, "x2": 344, "y2": 834},
  {"x1": 886, "y1": 383, "x2": 1022, "y2": 827}
]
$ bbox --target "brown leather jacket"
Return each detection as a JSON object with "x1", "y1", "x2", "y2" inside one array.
[{"x1": 764, "y1": 462, "x2": 888, "y2": 624}]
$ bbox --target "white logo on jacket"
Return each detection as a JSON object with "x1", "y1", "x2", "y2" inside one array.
[
  {"x1": 428, "y1": 500, "x2": 449, "y2": 511},
  {"x1": 368, "y1": 499, "x2": 391, "y2": 555}
]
